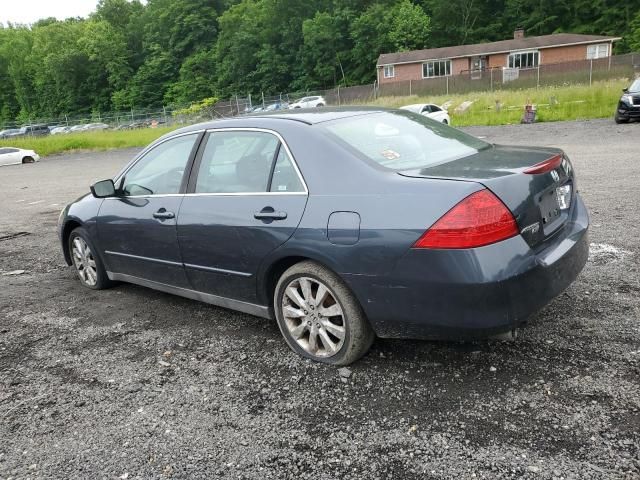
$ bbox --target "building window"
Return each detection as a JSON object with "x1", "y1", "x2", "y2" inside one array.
[
  {"x1": 508, "y1": 50, "x2": 539, "y2": 69},
  {"x1": 422, "y1": 60, "x2": 452, "y2": 78},
  {"x1": 383, "y1": 65, "x2": 395, "y2": 78},
  {"x1": 587, "y1": 43, "x2": 609, "y2": 59}
]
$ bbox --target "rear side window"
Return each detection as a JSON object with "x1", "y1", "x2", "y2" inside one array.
[
  {"x1": 321, "y1": 111, "x2": 488, "y2": 171},
  {"x1": 270, "y1": 148, "x2": 305, "y2": 193},
  {"x1": 195, "y1": 131, "x2": 279, "y2": 193}
]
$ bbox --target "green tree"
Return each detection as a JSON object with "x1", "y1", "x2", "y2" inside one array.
[
  {"x1": 350, "y1": 1, "x2": 431, "y2": 83},
  {"x1": 164, "y1": 49, "x2": 217, "y2": 105},
  {"x1": 629, "y1": 11, "x2": 640, "y2": 52}
]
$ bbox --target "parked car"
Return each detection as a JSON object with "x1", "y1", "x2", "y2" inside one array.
[
  {"x1": 614, "y1": 78, "x2": 640, "y2": 124},
  {"x1": 0, "y1": 128, "x2": 22, "y2": 139},
  {"x1": 70, "y1": 124, "x2": 89, "y2": 132},
  {"x1": 0, "y1": 147, "x2": 40, "y2": 166},
  {"x1": 50, "y1": 126, "x2": 71, "y2": 135},
  {"x1": 289, "y1": 96, "x2": 326, "y2": 109},
  {"x1": 84, "y1": 123, "x2": 110, "y2": 131},
  {"x1": 19, "y1": 124, "x2": 50, "y2": 136},
  {"x1": 265, "y1": 102, "x2": 289, "y2": 111},
  {"x1": 58, "y1": 108, "x2": 589, "y2": 365},
  {"x1": 400, "y1": 103, "x2": 451, "y2": 124}
]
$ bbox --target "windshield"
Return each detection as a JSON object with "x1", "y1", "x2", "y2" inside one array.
[
  {"x1": 320, "y1": 111, "x2": 490, "y2": 171},
  {"x1": 629, "y1": 79, "x2": 640, "y2": 93}
]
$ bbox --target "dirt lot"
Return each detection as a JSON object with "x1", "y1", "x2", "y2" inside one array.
[{"x1": 1, "y1": 119, "x2": 639, "y2": 479}]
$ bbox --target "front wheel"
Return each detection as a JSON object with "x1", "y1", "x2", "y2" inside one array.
[
  {"x1": 68, "y1": 227, "x2": 114, "y2": 290},
  {"x1": 22, "y1": 156, "x2": 35, "y2": 164},
  {"x1": 274, "y1": 261, "x2": 375, "y2": 365}
]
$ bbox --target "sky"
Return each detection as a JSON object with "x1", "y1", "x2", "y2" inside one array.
[{"x1": 1, "y1": 0, "x2": 100, "y2": 25}]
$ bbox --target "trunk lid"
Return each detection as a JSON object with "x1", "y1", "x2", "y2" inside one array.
[{"x1": 398, "y1": 144, "x2": 575, "y2": 247}]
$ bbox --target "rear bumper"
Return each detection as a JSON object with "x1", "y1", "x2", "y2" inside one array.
[{"x1": 345, "y1": 194, "x2": 589, "y2": 339}]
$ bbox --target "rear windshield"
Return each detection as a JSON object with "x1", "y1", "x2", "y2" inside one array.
[{"x1": 320, "y1": 111, "x2": 489, "y2": 171}]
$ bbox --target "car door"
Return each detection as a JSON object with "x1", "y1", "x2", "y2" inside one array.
[
  {"x1": 178, "y1": 129, "x2": 308, "y2": 303},
  {"x1": 0, "y1": 148, "x2": 19, "y2": 166},
  {"x1": 428, "y1": 105, "x2": 445, "y2": 122},
  {"x1": 0, "y1": 148, "x2": 10, "y2": 166},
  {"x1": 97, "y1": 132, "x2": 201, "y2": 288}
]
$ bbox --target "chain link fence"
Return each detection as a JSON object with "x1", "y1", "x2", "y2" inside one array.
[{"x1": 1, "y1": 53, "x2": 638, "y2": 134}]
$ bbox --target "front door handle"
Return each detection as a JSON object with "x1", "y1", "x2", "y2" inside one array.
[
  {"x1": 254, "y1": 207, "x2": 287, "y2": 221},
  {"x1": 153, "y1": 209, "x2": 175, "y2": 220}
]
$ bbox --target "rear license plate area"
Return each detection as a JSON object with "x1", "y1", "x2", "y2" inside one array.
[{"x1": 539, "y1": 188, "x2": 561, "y2": 226}]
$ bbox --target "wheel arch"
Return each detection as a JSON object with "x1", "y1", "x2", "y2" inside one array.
[
  {"x1": 259, "y1": 252, "x2": 353, "y2": 315},
  {"x1": 61, "y1": 219, "x2": 83, "y2": 265}
]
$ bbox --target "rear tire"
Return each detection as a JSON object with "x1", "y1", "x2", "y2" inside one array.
[
  {"x1": 68, "y1": 227, "x2": 114, "y2": 290},
  {"x1": 22, "y1": 156, "x2": 35, "y2": 164},
  {"x1": 442, "y1": 119, "x2": 449, "y2": 125},
  {"x1": 274, "y1": 261, "x2": 374, "y2": 365}
]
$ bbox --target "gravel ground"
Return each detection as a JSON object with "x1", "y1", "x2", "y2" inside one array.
[{"x1": 0, "y1": 119, "x2": 638, "y2": 479}]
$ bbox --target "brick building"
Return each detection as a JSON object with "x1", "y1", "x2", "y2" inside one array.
[{"x1": 377, "y1": 29, "x2": 621, "y2": 84}]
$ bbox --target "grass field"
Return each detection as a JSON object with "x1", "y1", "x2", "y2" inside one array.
[
  {"x1": 2, "y1": 127, "x2": 176, "y2": 157},
  {"x1": 368, "y1": 79, "x2": 628, "y2": 126}
]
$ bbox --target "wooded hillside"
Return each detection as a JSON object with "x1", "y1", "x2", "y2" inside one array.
[{"x1": 1, "y1": 0, "x2": 639, "y2": 123}]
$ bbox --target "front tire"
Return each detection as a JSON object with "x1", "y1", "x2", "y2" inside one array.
[
  {"x1": 68, "y1": 227, "x2": 114, "y2": 290},
  {"x1": 274, "y1": 261, "x2": 375, "y2": 365},
  {"x1": 22, "y1": 156, "x2": 35, "y2": 164}
]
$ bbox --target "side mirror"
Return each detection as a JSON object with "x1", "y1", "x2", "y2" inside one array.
[
  {"x1": 90, "y1": 179, "x2": 116, "y2": 198},
  {"x1": 623, "y1": 88, "x2": 629, "y2": 93}
]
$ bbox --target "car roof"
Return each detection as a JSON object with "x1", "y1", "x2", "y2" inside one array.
[{"x1": 173, "y1": 107, "x2": 389, "y2": 136}]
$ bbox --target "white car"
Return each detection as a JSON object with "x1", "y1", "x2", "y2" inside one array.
[
  {"x1": 50, "y1": 126, "x2": 71, "y2": 135},
  {"x1": 400, "y1": 103, "x2": 451, "y2": 124},
  {"x1": 84, "y1": 123, "x2": 109, "y2": 131},
  {"x1": 289, "y1": 96, "x2": 326, "y2": 109},
  {"x1": 0, "y1": 147, "x2": 40, "y2": 166}
]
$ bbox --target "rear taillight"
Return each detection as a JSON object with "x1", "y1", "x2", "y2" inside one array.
[
  {"x1": 413, "y1": 189, "x2": 519, "y2": 249},
  {"x1": 523, "y1": 154, "x2": 563, "y2": 174}
]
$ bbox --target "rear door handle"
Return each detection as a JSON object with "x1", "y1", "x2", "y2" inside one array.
[
  {"x1": 254, "y1": 207, "x2": 287, "y2": 221},
  {"x1": 153, "y1": 209, "x2": 175, "y2": 220}
]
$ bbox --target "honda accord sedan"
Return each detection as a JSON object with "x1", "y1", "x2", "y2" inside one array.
[{"x1": 58, "y1": 108, "x2": 589, "y2": 365}]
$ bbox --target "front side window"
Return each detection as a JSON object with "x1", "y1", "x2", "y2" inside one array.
[
  {"x1": 508, "y1": 51, "x2": 539, "y2": 69},
  {"x1": 384, "y1": 65, "x2": 395, "y2": 78},
  {"x1": 422, "y1": 60, "x2": 451, "y2": 78},
  {"x1": 587, "y1": 43, "x2": 609, "y2": 59},
  {"x1": 121, "y1": 133, "x2": 198, "y2": 196},
  {"x1": 321, "y1": 111, "x2": 489, "y2": 171},
  {"x1": 195, "y1": 131, "x2": 279, "y2": 193}
]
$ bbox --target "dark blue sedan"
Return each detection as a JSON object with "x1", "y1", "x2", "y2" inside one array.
[{"x1": 58, "y1": 108, "x2": 589, "y2": 365}]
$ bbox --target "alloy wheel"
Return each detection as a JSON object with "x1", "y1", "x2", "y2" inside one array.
[
  {"x1": 71, "y1": 237, "x2": 98, "y2": 286},
  {"x1": 281, "y1": 276, "x2": 346, "y2": 358}
]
